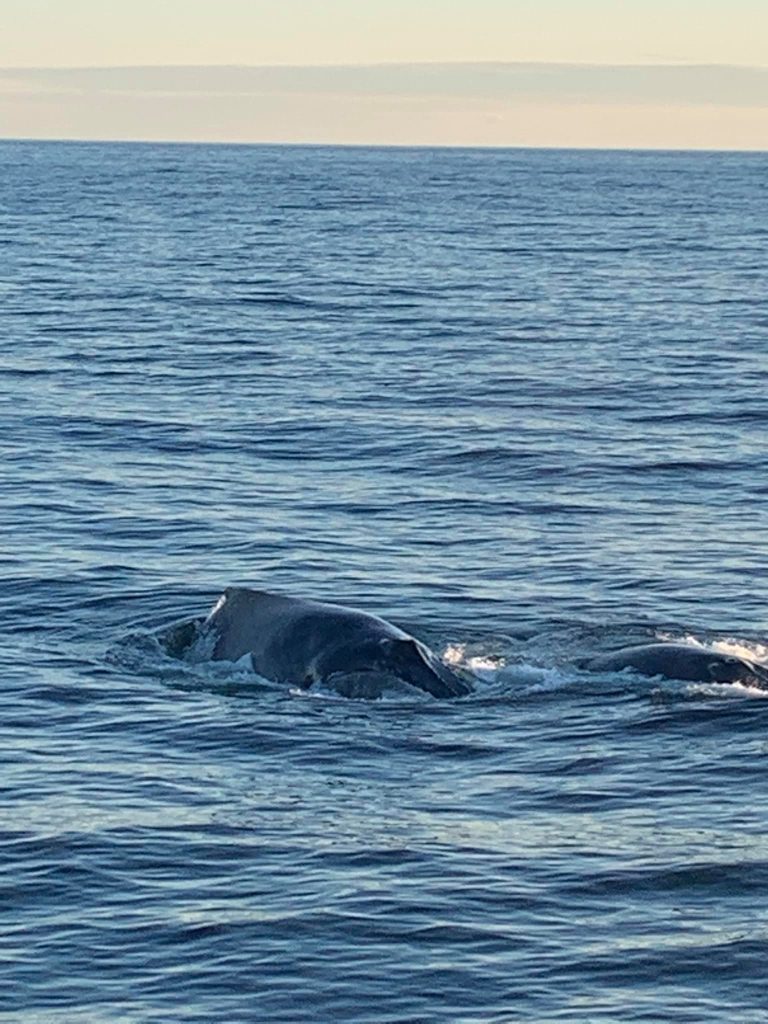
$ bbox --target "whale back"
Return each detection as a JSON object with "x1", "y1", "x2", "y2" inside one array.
[
  {"x1": 587, "y1": 642, "x2": 768, "y2": 687},
  {"x1": 203, "y1": 587, "x2": 471, "y2": 697}
]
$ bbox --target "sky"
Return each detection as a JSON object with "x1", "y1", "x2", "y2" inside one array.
[{"x1": 1, "y1": 0, "x2": 767, "y2": 148}]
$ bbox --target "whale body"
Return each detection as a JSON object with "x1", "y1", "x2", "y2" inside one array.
[
  {"x1": 202, "y1": 587, "x2": 473, "y2": 699},
  {"x1": 586, "y1": 642, "x2": 768, "y2": 688}
]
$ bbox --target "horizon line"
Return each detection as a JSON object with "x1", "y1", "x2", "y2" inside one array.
[{"x1": 2, "y1": 137, "x2": 766, "y2": 155}]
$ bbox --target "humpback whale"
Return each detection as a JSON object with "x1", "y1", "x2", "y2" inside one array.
[
  {"x1": 202, "y1": 587, "x2": 473, "y2": 699},
  {"x1": 586, "y1": 642, "x2": 768, "y2": 688}
]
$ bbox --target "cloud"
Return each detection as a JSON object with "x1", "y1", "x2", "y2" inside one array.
[
  {"x1": 1, "y1": 63, "x2": 766, "y2": 148},
  {"x1": 3, "y1": 63, "x2": 768, "y2": 105}
]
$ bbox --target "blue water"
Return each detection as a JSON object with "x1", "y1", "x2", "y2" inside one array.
[{"x1": 3, "y1": 140, "x2": 768, "y2": 1023}]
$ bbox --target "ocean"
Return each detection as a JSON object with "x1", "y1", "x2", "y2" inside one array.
[{"x1": 2, "y1": 140, "x2": 768, "y2": 1022}]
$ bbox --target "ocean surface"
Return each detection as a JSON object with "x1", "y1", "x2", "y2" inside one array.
[{"x1": 3, "y1": 140, "x2": 768, "y2": 1023}]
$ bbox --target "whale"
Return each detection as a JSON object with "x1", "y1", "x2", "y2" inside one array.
[
  {"x1": 585, "y1": 642, "x2": 768, "y2": 688},
  {"x1": 201, "y1": 587, "x2": 473, "y2": 699}
]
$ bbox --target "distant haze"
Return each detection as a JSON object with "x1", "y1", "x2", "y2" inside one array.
[
  {"x1": 1, "y1": 63, "x2": 766, "y2": 149},
  {"x1": 3, "y1": 0, "x2": 768, "y2": 69}
]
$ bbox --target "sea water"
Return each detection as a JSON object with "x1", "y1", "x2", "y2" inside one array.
[{"x1": 2, "y1": 141, "x2": 768, "y2": 1022}]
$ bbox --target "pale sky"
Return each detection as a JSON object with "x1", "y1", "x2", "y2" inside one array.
[{"x1": 1, "y1": 0, "x2": 767, "y2": 148}]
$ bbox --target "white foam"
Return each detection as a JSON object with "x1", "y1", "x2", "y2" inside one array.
[
  {"x1": 684, "y1": 680, "x2": 768, "y2": 700},
  {"x1": 443, "y1": 642, "x2": 572, "y2": 694},
  {"x1": 710, "y1": 638, "x2": 768, "y2": 664},
  {"x1": 657, "y1": 631, "x2": 768, "y2": 666},
  {"x1": 443, "y1": 642, "x2": 505, "y2": 681}
]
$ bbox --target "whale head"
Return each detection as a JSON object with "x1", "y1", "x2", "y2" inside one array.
[
  {"x1": 316, "y1": 635, "x2": 472, "y2": 699},
  {"x1": 374, "y1": 636, "x2": 473, "y2": 698}
]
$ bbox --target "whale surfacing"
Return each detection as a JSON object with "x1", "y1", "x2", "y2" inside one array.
[
  {"x1": 586, "y1": 642, "x2": 768, "y2": 689},
  {"x1": 203, "y1": 587, "x2": 473, "y2": 699}
]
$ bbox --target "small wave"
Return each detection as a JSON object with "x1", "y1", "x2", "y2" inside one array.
[
  {"x1": 109, "y1": 626, "x2": 282, "y2": 698},
  {"x1": 442, "y1": 446, "x2": 537, "y2": 466},
  {"x1": 511, "y1": 665, "x2": 575, "y2": 695},
  {"x1": 291, "y1": 677, "x2": 428, "y2": 703}
]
